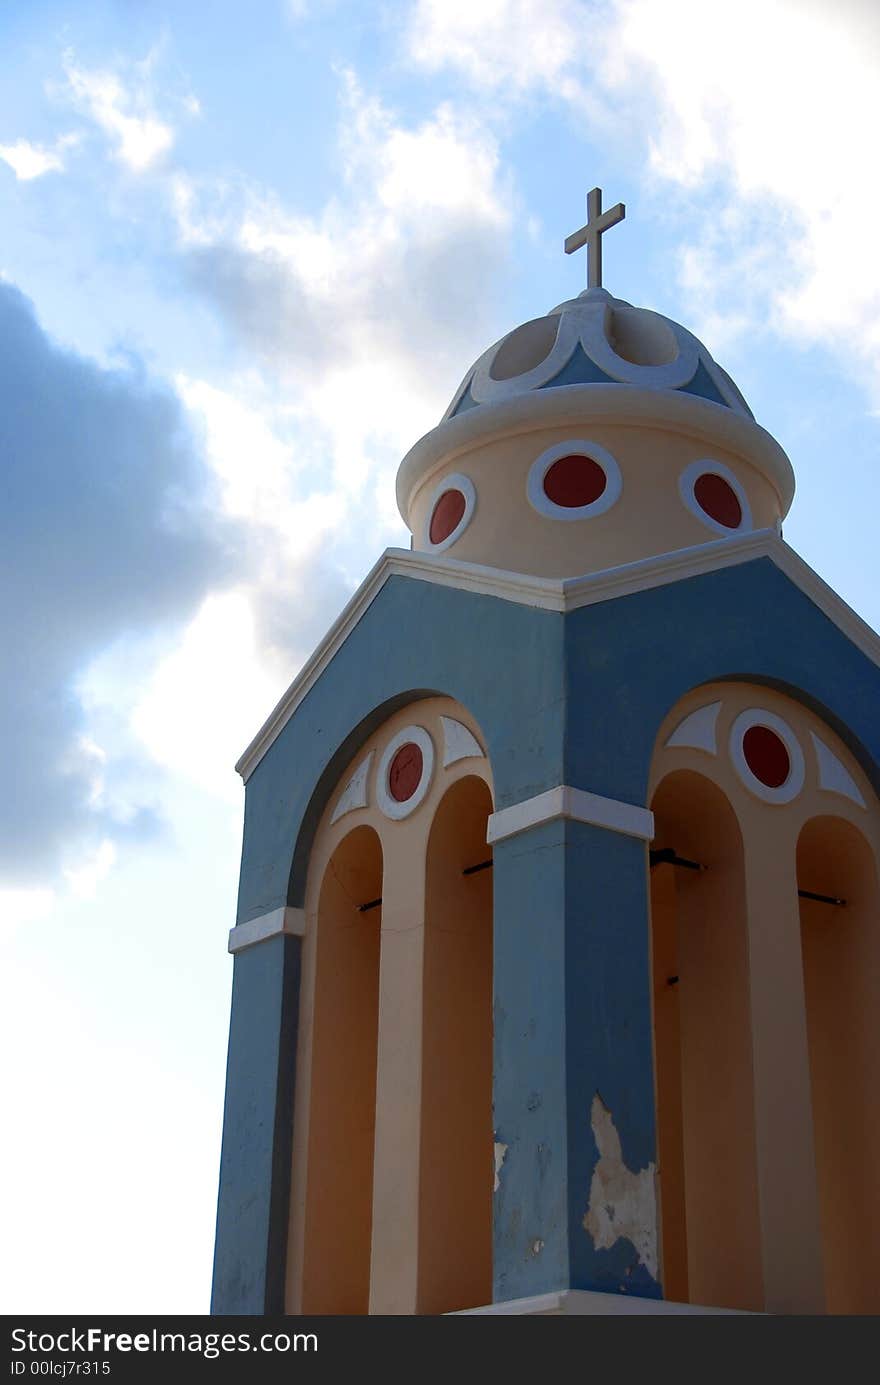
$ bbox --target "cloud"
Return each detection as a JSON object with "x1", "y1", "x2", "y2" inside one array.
[
  {"x1": 63, "y1": 51, "x2": 176, "y2": 171},
  {"x1": 408, "y1": 0, "x2": 880, "y2": 399},
  {"x1": 173, "y1": 77, "x2": 512, "y2": 445},
  {"x1": 0, "y1": 952, "x2": 222, "y2": 1312},
  {"x1": 130, "y1": 590, "x2": 284, "y2": 800},
  {"x1": 604, "y1": 0, "x2": 880, "y2": 384},
  {"x1": 408, "y1": 0, "x2": 588, "y2": 99},
  {"x1": 0, "y1": 282, "x2": 239, "y2": 887},
  {"x1": 0, "y1": 133, "x2": 80, "y2": 181},
  {"x1": 139, "y1": 76, "x2": 519, "y2": 788}
]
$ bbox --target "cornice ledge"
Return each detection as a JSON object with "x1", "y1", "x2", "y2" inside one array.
[
  {"x1": 235, "y1": 534, "x2": 880, "y2": 783},
  {"x1": 228, "y1": 906, "x2": 305, "y2": 953},
  {"x1": 235, "y1": 548, "x2": 566, "y2": 781}
]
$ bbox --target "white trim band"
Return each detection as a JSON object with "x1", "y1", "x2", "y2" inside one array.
[
  {"x1": 228, "y1": 906, "x2": 306, "y2": 954},
  {"x1": 235, "y1": 530, "x2": 880, "y2": 782},
  {"x1": 487, "y1": 785, "x2": 654, "y2": 845},
  {"x1": 453, "y1": 1289, "x2": 749, "y2": 1316}
]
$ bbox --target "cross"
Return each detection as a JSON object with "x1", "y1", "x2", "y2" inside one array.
[{"x1": 564, "y1": 187, "x2": 626, "y2": 290}]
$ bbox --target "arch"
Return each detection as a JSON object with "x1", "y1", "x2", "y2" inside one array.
[
  {"x1": 797, "y1": 815, "x2": 880, "y2": 1314},
  {"x1": 288, "y1": 695, "x2": 494, "y2": 1315},
  {"x1": 300, "y1": 824, "x2": 383, "y2": 1313},
  {"x1": 640, "y1": 673, "x2": 880, "y2": 815},
  {"x1": 701, "y1": 673, "x2": 880, "y2": 803},
  {"x1": 418, "y1": 774, "x2": 494, "y2": 1313},
  {"x1": 286, "y1": 688, "x2": 446, "y2": 908},
  {"x1": 649, "y1": 769, "x2": 763, "y2": 1310}
]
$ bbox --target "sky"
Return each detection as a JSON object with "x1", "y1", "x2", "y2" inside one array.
[{"x1": 2, "y1": 0, "x2": 879, "y2": 1314}]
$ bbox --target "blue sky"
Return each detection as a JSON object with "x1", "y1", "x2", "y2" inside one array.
[{"x1": 2, "y1": 0, "x2": 879, "y2": 1312}]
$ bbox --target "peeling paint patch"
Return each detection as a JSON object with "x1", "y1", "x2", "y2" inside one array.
[
  {"x1": 583, "y1": 1095, "x2": 657, "y2": 1280},
  {"x1": 494, "y1": 1141, "x2": 508, "y2": 1193},
  {"x1": 531, "y1": 1238, "x2": 544, "y2": 1256}
]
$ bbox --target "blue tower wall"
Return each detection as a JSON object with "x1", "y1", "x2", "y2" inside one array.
[{"x1": 212, "y1": 556, "x2": 880, "y2": 1313}]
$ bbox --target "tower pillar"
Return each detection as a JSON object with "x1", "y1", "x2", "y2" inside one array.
[
  {"x1": 742, "y1": 821, "x2": 825, "y2": 1313},
  {"x1": 368, "y1": 820, "x2": 428, "y2": 1315}
]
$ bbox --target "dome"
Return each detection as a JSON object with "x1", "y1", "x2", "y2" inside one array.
[
  {"x1": 396, "y1": 287, "x2": 795, "y2": 583},
  {"x1": 442, "y1": 287, "x2": 753, "y2": 421}
]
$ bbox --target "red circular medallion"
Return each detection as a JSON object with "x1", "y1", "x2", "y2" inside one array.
[
  {"x1": 742, "y1": 725, "x2": 790, "y2": 788},
  {"x1": 429, "y1": 489, "x2": 467, "y2": 544},
  {"x1": 388, "y1": 742, "x2": 424, "y2": 802},
  {"x1": 543, "y1": 454, "x2": 607, "y2": 509},
  {"x1": 694, "y1": 472, "x2": 742, "y2": 529}
]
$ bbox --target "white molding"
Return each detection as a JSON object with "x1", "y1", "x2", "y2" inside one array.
[
  {"x1": 228, "y1": 906, "x2": 306, "y2": 954},
  {"x1": 679, "y1": 457, "x2": 753, "y2": 537},
  {"x1": 810, "y1": 731, "x2": 867, "y2": 809},
  {"x1": 665, "y1": 700, "x2": 722, "y2": 755},
  {"x1": 235, "y1": 531, "x2": 880, "y2": 783},
  {"x1": 440, "y1": 716, "x2": 484, "y2": 767},
  {"x1": 421, "y1": 472, "x2": 476, "y2": 554},
  {"x1": 453, "y1": 1289, "x2": 750, "y2": 1316},
  {"x1": 526, "y1": 439, "x2": 622, "y2": 521},
  {"x1": 329, "y1": 752, "x2": 373, "y2": 824},
  {"x1": 487, "y1": 785, "x2": 654, "y2": 845}
]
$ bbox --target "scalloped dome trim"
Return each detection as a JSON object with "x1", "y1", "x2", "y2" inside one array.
[{"x1": 442, "y1": 288, "x2": 753, "y2": 422}]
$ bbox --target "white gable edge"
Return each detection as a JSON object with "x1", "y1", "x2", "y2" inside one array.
[{"x1": 235, "y1": 530, "x2": 880, "y2": 783}]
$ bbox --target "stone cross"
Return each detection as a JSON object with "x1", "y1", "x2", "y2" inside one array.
[{"x1": 564, "y1": 187, "x2": 626, "y2": 290}]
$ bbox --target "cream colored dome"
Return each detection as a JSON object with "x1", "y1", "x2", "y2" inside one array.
[{"x1": 396, "y1": 288, "x2": 795, "y2": 582}]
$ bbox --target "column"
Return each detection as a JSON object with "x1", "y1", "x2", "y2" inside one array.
[
  {"x1": 368, "y1": 813, "x2": 429, "y2": 1314},
  {"x1": 211, "y1": 930, "x2": 302, "y2": 1314},
  {"x1": 491, "y1": 818, "x2": 570, "y2": 1302},
  {"x1": 742, "y1": 820, "x2": 824, "y2": 1313}
]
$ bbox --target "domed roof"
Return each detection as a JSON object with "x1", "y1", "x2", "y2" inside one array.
[{"x1": 443, "y1": 286, "x2": 753, "y2": 423}]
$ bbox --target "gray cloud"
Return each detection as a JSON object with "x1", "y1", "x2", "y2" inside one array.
[
  {"x1": 183, "y1": 215, "x2": 506, "y2": 391},
  {"x1": 0, "y1": 281, "x2": 240, "y2": 885}
]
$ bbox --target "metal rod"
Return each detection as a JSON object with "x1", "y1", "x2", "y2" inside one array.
[
  {"x1": 798, "y1": 888, "x2": 846, "y2": 907},
  {"x1": 463, "y1": 859, "x2": 493, "y2": 876},
  {"x1": 357, "y1": 897, "x2": 382, "y2": 913},
  {"x1": 649, "y1": 847, "x2": 705, "y2": 872}
]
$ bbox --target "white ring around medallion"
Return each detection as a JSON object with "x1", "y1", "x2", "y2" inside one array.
[
  {"x1": 679, "y1": 458, "x2": 752, "y2": 537},
  {"x1": 577, "y1": 301, "x2": 699, "y2": 388},
  {"x1": 469, "y1": 312, "x2": 578, "y2": 403},
  {"x1": 422, "y1": 472, "x2": 476, "y2": 553},
  {"x1": 729, "y1": 708, "x2": 805, "y2": 805},
  {"x1": 527, "y1": 440, "x2": 622, "y2": 521},
  {"x1": 376, "y1": 725, "x2": 435, "y2": 820}
]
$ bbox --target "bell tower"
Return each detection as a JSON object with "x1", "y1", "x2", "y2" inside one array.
[{"x1": 212, "y1": 192, "x2": 880, "y2": 1316}]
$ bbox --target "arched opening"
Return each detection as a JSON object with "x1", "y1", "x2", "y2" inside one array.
[
  {"x1": 418, "y1": 775, "x2": 493, "y2": 1313},
  {"x1": 649, "y1": 770, "x2": 763, "y2": 1310},
  {"x1": 301, "y1": 824, "x2": 383, "y2": 1313},
  {"x1": 797, "y1": 816, "x2": 880, "y2": 1314}
]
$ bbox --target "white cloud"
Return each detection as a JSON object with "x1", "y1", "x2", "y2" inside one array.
[
  {"x1": 129, "y1": 375, "x2": 367, "y2": 797},
  {"x1": 0, "y1": 132, "x2": 80, "y2": 180},
  {"x1": 607, "y1": 0, "x2": 880, "y2": 390},
  {"x1": 63, "y1": 52, "x2": 175, "y2": 171},
  {"x1": 408, "y1": 0, "x2": 587, "y2": 99},
  {"x1": 0, "y1": 887, "x2": 56, "y2": 941},
  {"x1": 63, "y1": 839, "x2": 117, "y2": 901},
  {"x1": 0, "y1": 955, "x2": 221, "y2": 1312},
  {"x1": 174, "y1": 75, "x2": 514, "y2": 491},
  {"x1": 131, "y1": 590, "x2": 282, "y2": 798},
  {"x1": 409, "y1": 0, "x2": 880, "y2": 398}
]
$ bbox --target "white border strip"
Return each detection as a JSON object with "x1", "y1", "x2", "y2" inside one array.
[
  {"x1": 228, "y1": 906, "x2": 306, "y2": 954},
  {"x1": 453, "y1": 1289, "x2": 750, "y2": 1316},
  {"x1": 235, "y1": 531, "x2": 880, "y2": 782},
  {"x1": 487, "y1": 785, "x2": 654, "y2": 845}
]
